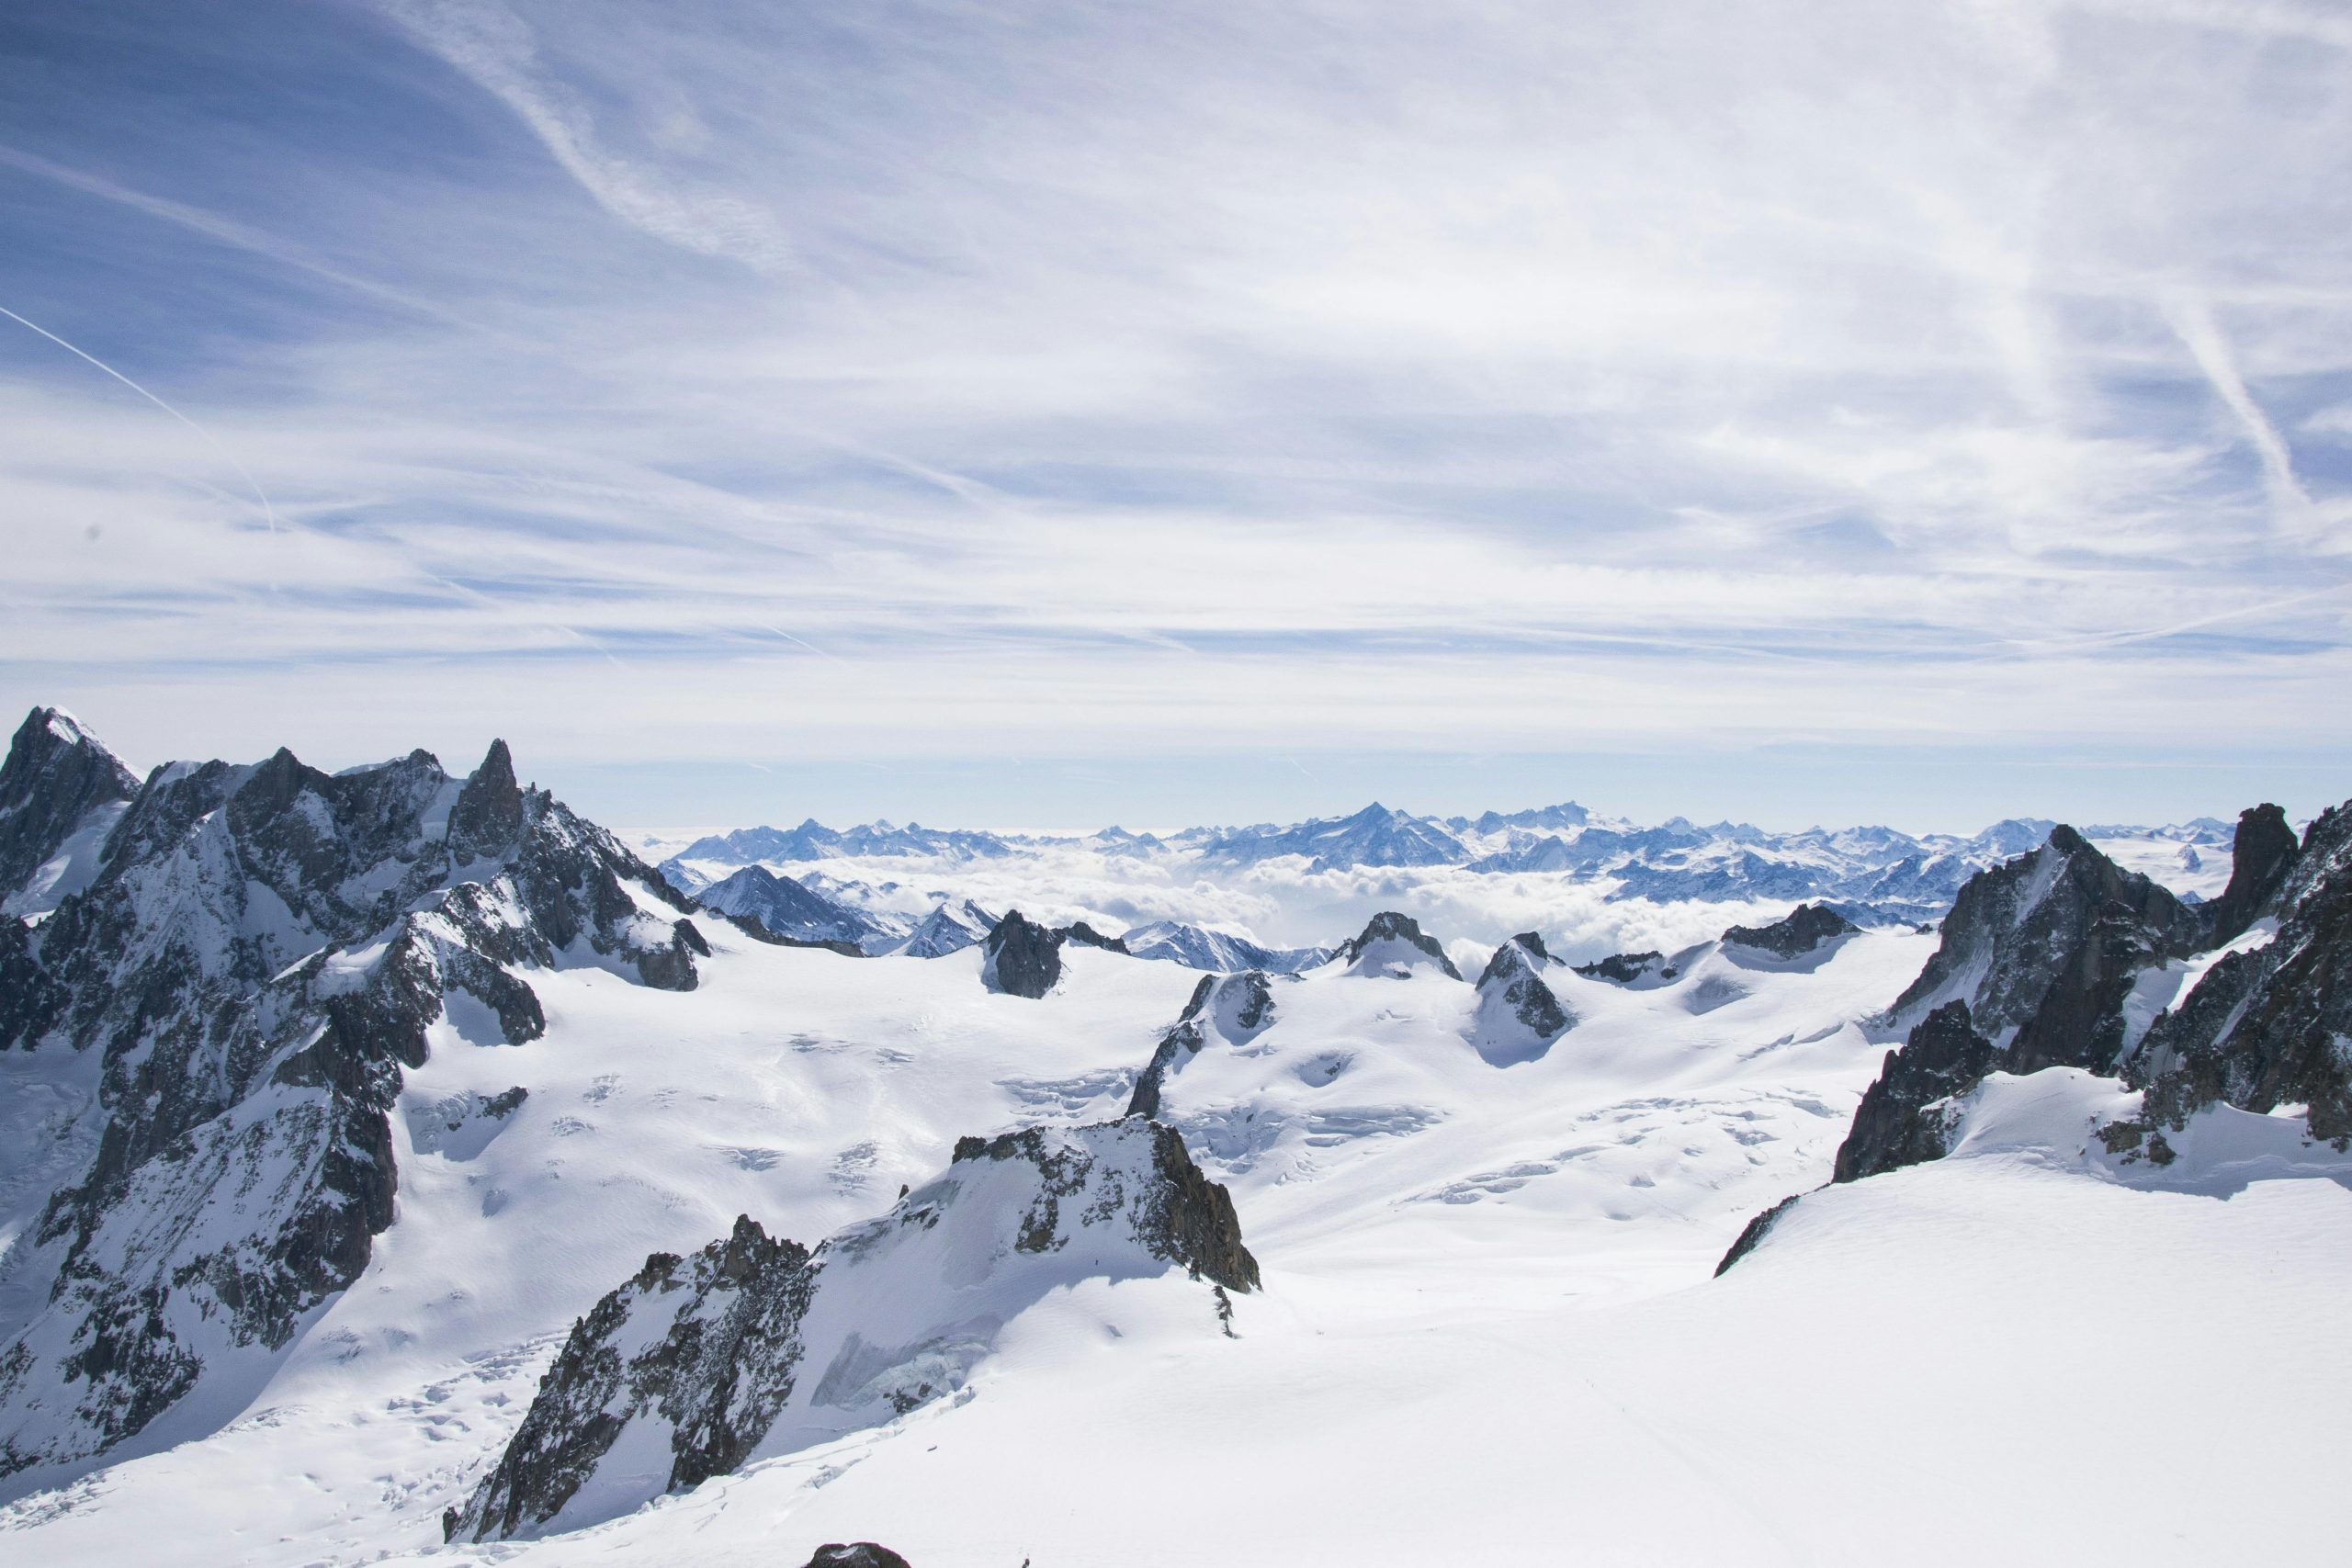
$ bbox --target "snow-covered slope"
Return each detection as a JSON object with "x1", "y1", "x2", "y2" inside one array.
[{"x1": 7, "y1": 707, "x2": 2351, "y2": 1568}]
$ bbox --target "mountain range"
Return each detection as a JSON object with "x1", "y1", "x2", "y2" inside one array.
[{"x1": 2, "y1": 704, "x2": 2346, "y2": 1567}]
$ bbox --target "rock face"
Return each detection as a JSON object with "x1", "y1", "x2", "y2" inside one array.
[
  {"x1": 1719, "y1": 819, "x2": 2269, "y2": 1276},
  {"x1": 1466, "y1": 934, "x2": 1574, "y2": 1066},
  {"x1": 1572, "y1": 949, "x2": 1676, "y2": 985},
  {"x1": 1876, "y1": 825, "x2": 2206, "y2": 1074},
  {"x1": 1713, "y1": 1194, "x2": 1800, "y2": 1277},
  {"x1": 1720, "y1": 904, "x2": 1860, "y2": 961},
  {"x1": 0, "y1": 727, "x2": 704, "y2": 1492},
  {"x1": 1831, "y1": 1003, "x2": 2000, "y2": 1183},
  {"x1": 2199, "y1": 803, "x2": 2299, "y2": 947},
  {"x1": 450, "y1": 1119, "x2": 1256, "y2": 1541},
  {"x1": 981, "y1": 909, "x2": 1066, "y2": 997},
  {"x1": 2127, "y1": 801, "x2": 2352, "y2": 1144},
  {"x1": 0, "y1": 708, "x2": 140, "y2": 916},
  {"x1": 803, "y1": 1547, "x2": 913, "y2": 1568},
  {"x1": 1126, "y1": 971, "x2": 1278, "y2": 1118},
  {"x1": 1331, "y1": 911, "x2": 1462, "y2": 980}
]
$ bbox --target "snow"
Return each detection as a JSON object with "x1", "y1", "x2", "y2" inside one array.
[
  {"x1": 2, "y1": 800, "x2": 128, "y2": 919},
  {"x1": 8, "y1": 902, "x2": 2351, "y2": 1564}
]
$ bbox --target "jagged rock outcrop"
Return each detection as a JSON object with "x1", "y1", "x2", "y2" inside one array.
[
  {"x1": 1831, "y1": 1002, "x2": 1999, "y2": 1183},
  {"x1": 1062, "y1": 920, "x2": 1130, "y2": 953},
  {"x1": 0, "y1": 726, "x2": 705, "y2": 1491},
  {"x1": 1720, "y1": 904, "x2": 1859, "y2": 961},
  {"x1": 2199, "y1": 803, "x2": 2298, "y2": 946},
  {"x1": 1331, "y1": 911, "x2": 1462, "y2": 980},
  {"x1": 2125, "y1": 801, "x2": 2352, "y2": 1145},
  {"x1": 1572, "y1": 949, "x2": 1676, "y2": 985},
  {"x1": 0, "y1": 708, "x2": 139, "y2": 915},
  {"x1": 1713, "y1": 1194, "x2": 1800, "y2": 1277},
  {"x1": 1126, "y1": 971, "x2": 1277, "y2": 1118},
  {"x1": 1875, "y1": 825, "x2": 2205, "y2": 1074},
  {"x1": 449, "y1": 1119, "x2": 1256, "y2": 1541},
  {"x1": 981, "y1": 909, "x2": 1066, "y2": 997},
  {"x1": 803, "y1": 1547, "x2": 913, "y2": 1568},
  {"x1": 451, "y1": 1215, "x2": 819, "y2": 1543},
  {"x1": 1466, "y1": 934, "x2": 1574, "y2": 1066}
]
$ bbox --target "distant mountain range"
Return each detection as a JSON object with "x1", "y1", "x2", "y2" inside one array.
[{"x1": 650, "y1": 798, "x2": 2237, "y2": 937}]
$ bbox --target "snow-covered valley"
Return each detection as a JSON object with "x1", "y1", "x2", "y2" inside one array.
[{"x1": 3, "y1": 707, "x2": 2348, "y2": 1567}]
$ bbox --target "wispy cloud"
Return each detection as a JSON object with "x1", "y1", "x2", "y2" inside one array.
[
  {"x1": 0, "y1": 0, "x2": 2346, "y2": 821},
  {"x1": 368, "y1": 0, "x2": 790, "y2": 272}
]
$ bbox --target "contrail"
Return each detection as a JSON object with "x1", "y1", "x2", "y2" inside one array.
[{"x1": 0, "y1": 302, "x2": 279, "y2": 536}]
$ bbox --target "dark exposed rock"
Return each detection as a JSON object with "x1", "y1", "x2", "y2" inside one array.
[
  {"x1": 1332, "y1": 911, "x2": 1462, "y2": 980},
  {"x1": 1713, "y1": 1193, "x2": 1801, "y2": 1276},
  {"x1": 1572, "y1": 950, "x2": 1675, "y2": 985},
  {"x1": 803, "y1": 1547, "x2": 913, "y2": 1568},
  {"x1": 951, "y1": 1121, "x2": 1260, "y2": 1292},
  {"x1": 455, "y1": 1120, "x2": 1255, "y2": 1541},
  {"x1": 2200, "y1": 803, "x2": 2298, "y2": 946},
  {"x1": 1720, "y1": 904, "x2": 1860, "y2": 960},
  {"x1": 1062, "y1": 920, "x2": 1130, "y2": 953},
  {"x1": 0, "y1": 729, "x2": 710, "y2": 1489},
  {"x1": 1125, "y1": 972, "x2": 1276, "y2": 1119},
  {"x1": 451, "y1": 1216, "x2": 818, "y2": 1542},
  {"x1": 0, "y1": 707, "x2": 139, "y2": 908},
  {"x1": 2127, "y1": 801, "x2": 2352, "y2": 1145},
  {"x1": 981, "y1": 909, "x2": 1064, "y2": 998},
  {"x1": 1877, "y1": 825, "x2": 2205, "y2": 1075},
  {"x1": 1468, "y1": 936, "x2": 1574, "y2": 1066},
  {"x1": 1832, "y1": 1002, "x2": 1999, "y2": 1184}
]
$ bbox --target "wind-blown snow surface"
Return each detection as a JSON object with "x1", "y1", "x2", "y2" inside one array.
[{"x1": 11, "y1": 907, "x2": 2349, "y2": 1564}]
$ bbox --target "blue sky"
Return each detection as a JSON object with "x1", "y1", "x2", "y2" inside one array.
[{"x1": 2, "y1": 0, "x2": 2349, "y2": 831}]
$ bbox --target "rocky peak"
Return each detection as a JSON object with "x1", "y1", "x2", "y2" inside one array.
[
  {"x1": 0, "y1": 730, "x2": 706, "y2": 1491},
  {"x1": 1332, "y1": 911, "x2": 1462, "y2": 980},
  {"x1": 445, "y1": 739, "x2": 526, "y2": 863},
  {"x1": 1125, "y1": 970, "x2": 1278, "y2": 1118},
  {"x1": 2125, "y1": 796, "x2": 2352, "y2": 1144},
  {"x1": 2201, "y1": 803, "x2": 2299, "y2": 946},
  {"x1": 1720, "y1": 903, "x2": 1859, "y2": 961},
  {"x1": 1877, "y1": 825, "x2": 2204, "y2": 1073},
  {"x1": 981, "y1": 908, "x2": 1065, "y2": 997},
  {"x1": 1468, "y1": 934, "x2": 1574, "y2": 1066},
  {"x1": 452, "y1": 1119, "x2": 1255, "y2": 1541},
  {"x1": 0, "y1": 705, "x2": 140, "y2": 910},
  {"x1": 1572, "y1": 949, "x2": 1676, "y2": 985}
]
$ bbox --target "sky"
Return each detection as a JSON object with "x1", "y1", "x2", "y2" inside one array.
[{"x1": 2, "y1": 0, "x2": 2350, "y2": 833}]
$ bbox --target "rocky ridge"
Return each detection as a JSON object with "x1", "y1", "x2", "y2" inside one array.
[
  {"x1": 0, "y1": 721, "x2": 705, "y2": 1491},
  {"x1": 1125, "y1": 971, "x2": 1278, "y2": 1119},
  {"x1": 448, "y1": 1119, "x2": 1257, "y2": 1541},
  {"x1": 1466, "y1": 934, "x2": 1575, "y2": 1066},
  {"x1": 1330, "y1": 911, "x2": 1462, "y2": 980},
  {"x1": 0, "y1": 708, "x2": 140, "y2": 917}
]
